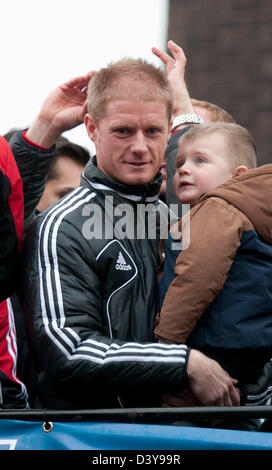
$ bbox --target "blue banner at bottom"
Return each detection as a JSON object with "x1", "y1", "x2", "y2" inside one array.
[{"x1": 0, "y1": 420, "x2": 272, "y2": 450}]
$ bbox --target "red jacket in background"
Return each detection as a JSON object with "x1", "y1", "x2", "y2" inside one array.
[
  {"x1": 0, "y1": 136, "x2": 24, "y2": 301},
  {"x1": 0, "y1": 136, "x2": 27, "y2": 408}
]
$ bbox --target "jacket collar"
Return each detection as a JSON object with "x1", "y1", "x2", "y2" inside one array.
[{"x1": 81, "y1": 156, "x2": 162, "y2": 202}]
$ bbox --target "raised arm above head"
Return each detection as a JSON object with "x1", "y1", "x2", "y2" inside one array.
[{"x1": 26, "y1": 71, "x2": 96, "y2": 148}]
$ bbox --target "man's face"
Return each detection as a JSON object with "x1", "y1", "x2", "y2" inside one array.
[
  {"x1": 173, "y1": 132, "x2": 234, "y2": 206},
  {"x1": 37, "y1": 156, "x2": 84, "y2": 211},
  {"x1": 85, "y1": 97, "x2": 171, "y2": 186}
]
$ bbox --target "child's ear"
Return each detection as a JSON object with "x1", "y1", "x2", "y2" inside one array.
[{"x1": 233, "y1": 165, "x2": 248, "y2": 177}]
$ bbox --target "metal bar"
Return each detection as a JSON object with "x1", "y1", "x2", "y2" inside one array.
[{"x1": 0, "y1": 406, "x2": 272, "y2": 422}]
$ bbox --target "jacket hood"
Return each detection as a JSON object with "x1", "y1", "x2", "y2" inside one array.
[
  {"x1": 82, "y1": 156, "x2": 162, "y2": 200},
  {"x1": 202, "y1": 164, "x2": 272, "y2": 244}
]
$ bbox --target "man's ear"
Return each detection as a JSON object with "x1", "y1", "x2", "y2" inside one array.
[
  {"x1": 233, "y1": 165, "x2": 248, "y2": 177},
  {"x1": 84, "y1": 113, "x2": 97, "y2": 143}
]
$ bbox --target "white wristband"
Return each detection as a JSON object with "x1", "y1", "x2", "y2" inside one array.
[{"x1": 171, "y1": 113, "x2": 204, "y2": 131}]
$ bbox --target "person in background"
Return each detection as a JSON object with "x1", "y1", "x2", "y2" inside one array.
[
  {"x1": 36, "y1": 138, "x2": 90, "y2": 212},
  {"x1": 5, "y1": 130, "x2": 91, "y2": 223},
  {"x1": 191, "y1": 98, "x2": 235, "y2": 124},
  {"x1": 0, "y1": 136, "x2": 28, "y2": 408}
]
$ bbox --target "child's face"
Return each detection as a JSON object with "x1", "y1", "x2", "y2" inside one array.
[{"x1": 173, "y1": 132, "x2": 234, "y2": 206}]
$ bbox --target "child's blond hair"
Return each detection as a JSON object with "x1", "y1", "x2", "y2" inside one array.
[{"x1": 179, "y1": 122, "x2": 257, "y2": 169}]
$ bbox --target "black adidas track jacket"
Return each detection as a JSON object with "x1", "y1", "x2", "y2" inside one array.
[{"x1": 21, "y1": 158, "x2": 188, "y2": 409}]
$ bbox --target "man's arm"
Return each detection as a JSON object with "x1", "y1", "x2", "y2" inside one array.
[
  {"x1": 152, "y1": 41, "x2": 200, "y2": 217},
  {"x1": 152, "y1": 40, "x2": 194, "y2": 122},
  {"x1": 9, "y1": 131, "x2": 56, "y2": 232},
  {"x1": 165, "y1": 128, "x2": 190, "y2": 216},
  {"x1": 25, "y1": 71, "x2": 96, "y2": 147},
  {"x1": 243, "y1": 360, "x2": 272, "y2": 406},
  {"x1": 9, "y1": 71, "x2": 96, "y2": 231}
]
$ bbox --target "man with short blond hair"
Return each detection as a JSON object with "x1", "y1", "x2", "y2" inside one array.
[{"x1": 87, "y1": 57, "x2": 174, "y2": 124}]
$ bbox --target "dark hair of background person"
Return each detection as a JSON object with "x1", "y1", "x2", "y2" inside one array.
[{"x1": 48, "y1": 138, "x2": 90, "y2": 181}]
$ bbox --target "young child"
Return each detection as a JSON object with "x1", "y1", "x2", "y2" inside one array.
[{"x1": 155, "y1": 122, "x2": 272, "y2": 414}]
